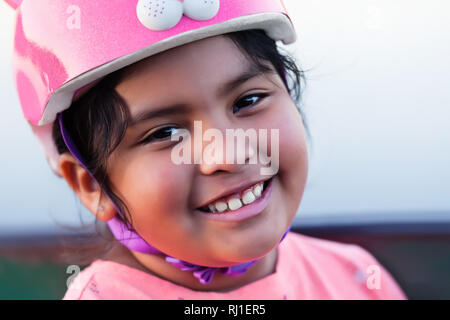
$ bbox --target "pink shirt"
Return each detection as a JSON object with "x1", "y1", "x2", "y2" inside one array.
[{"x1": 62, "y1": 232, "x2": 407, "y2": 300}]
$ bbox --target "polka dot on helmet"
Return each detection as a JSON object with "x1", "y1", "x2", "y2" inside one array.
[
  {"x1": 136, "y1": 0, "x2": 220, "y2": 31},
  {"x1": 183, "y1": 0, "x2": 220, "y2": 21},
  {"x1": 136, "y1": 0, "x2": 183, "y2": 31}
]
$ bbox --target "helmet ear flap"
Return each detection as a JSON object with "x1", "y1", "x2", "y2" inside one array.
[{"x1": 4, "y1": 0, "x2": 22, "y2": 10}]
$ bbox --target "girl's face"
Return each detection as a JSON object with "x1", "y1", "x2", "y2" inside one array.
[{"x1": 108, "y1": 35, "x2": 308, "y2": 267}]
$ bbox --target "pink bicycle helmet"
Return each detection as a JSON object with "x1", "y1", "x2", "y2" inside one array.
[{"x1": 7, "y1": 0, "x2": 297, "y2": 284}]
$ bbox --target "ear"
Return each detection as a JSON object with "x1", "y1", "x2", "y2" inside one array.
[{"x1": 58, "y1": 153, "x2": 116, "y2": 222}]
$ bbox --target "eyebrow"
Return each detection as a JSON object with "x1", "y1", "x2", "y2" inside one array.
[{"x1": 128, "y1": 62, "x2": 274, "y2": 128}]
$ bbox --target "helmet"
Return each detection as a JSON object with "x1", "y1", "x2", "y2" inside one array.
[
  {"x1": 8, "y1": 0, "x2": 296, "y2": 176},
  {"x1": 7, "y1": 0, "x2": 297, "y2": 284}
]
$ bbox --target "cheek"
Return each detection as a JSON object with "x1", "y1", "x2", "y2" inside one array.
[
  {"x1": 110, "y1": 153, "x2": 193, "y2": 232},
  {"x1": 279, "y1": 107, "x2": 308, "y2": 172},
  {"x1": 266, "y1": 96, "x2": 308, "y2": 168},
  {"x1": 267, "y1": 97, "x2": 309, "y2": 211},
  {"x1": 131, "y1": 164, "x2": 174, "y2": 208}
]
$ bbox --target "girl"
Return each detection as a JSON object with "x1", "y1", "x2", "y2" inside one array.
[{"x1": 8, "y1": 0, "x2": 406, "y2": 299}]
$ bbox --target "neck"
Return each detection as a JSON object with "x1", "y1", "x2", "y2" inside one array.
[{"x1": 102, "y1": 242, "x2": 279, "y2": 292}]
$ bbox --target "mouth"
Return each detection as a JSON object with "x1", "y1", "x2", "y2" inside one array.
[
  {"x1": 195, "y1": 176, "x2": 275, "y2": 223},
  {"x1": 196, "y1": 177, "x2": 274, "y2": 214}
]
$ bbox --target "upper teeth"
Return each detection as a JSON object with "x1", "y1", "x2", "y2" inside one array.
[{"x1": 205, "y1": 181, "x2": 265, "y2": 213}]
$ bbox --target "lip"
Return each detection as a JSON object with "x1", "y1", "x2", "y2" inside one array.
[
  {"x1": 195, "y1": 177, "x2": 274, "y2": 209},
  {"x1": 195, "y1": 177, "x2": 274, "y2": 222}
]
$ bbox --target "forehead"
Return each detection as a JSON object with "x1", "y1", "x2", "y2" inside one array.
[{"x1": 115, "y1": 35, "x2": 258, "y2": 102}]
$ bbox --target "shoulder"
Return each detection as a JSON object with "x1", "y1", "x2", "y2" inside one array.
[
  {"x1": 281, "y1": 232, "x2": 407, "y2": 299},
  {"x1": 284, "y1": 232, "x2": 374, "y2": 263},
  {"x1": 62, "y1": 259, "x2": 156, "y2": 300},
  {"x1": 282, "y1": 232, "x2": 380, "y2": 275},
  {"x1": 62, "y1": 260, "x2": 103, "y2": 300}
]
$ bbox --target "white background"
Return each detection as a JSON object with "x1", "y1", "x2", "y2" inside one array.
[{"x1": 0, "y1": 0, "x2": 449, "y2": 234}]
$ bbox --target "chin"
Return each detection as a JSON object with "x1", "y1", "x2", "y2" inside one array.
[{"x1": 219, "y1": 233, "x2": 281, "y2": 266}]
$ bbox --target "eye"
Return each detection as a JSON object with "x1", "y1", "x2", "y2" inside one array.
[
  {"x1": 140, "y1": 125, "x2": 181, "y2": 145},
  {"x1": 232, "y1": 93, "x2": 268, "y2": 114}
]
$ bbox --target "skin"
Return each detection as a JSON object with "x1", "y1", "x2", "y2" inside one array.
[{"x1": 59, "y1": 35, "x2": 309, "y2": 292}]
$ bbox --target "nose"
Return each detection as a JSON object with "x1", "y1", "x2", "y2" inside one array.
[{"x1": 196, "y1": 120, "x2": 257, "y2": 176}]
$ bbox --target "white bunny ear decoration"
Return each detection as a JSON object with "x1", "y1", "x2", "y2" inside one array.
[{"x1": 136, "y1": 0, "x2": 220, "y2": 31}]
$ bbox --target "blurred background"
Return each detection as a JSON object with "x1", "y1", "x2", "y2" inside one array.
[{"x1": 0, "y1": 0, "x2": 449, "y2": 299}]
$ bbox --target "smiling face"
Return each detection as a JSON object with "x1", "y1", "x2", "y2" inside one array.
[{"x1": 107, "y1": 35, "x2": 309, "y2": 267}]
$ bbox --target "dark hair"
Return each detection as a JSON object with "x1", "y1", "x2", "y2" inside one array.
[{"x1": 53, "y1": 29, "x2": 309, "y2": 238}]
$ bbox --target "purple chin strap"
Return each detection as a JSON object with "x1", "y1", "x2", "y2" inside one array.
[{"x1": 58, "y1": 112, "x2": 290, "y2": 284}]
